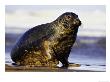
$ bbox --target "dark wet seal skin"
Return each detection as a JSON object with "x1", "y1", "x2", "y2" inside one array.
[{"x1": 11, "y1": 12, "x2": 81, "y2": 68}]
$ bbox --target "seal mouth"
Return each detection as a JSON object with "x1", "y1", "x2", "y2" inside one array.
[
  {"x1": 70, "y1": 19, "x2": 81, "y2": 30},
  {"x1": 73, "y1": 18, "x2": 82, "y2": 26}
]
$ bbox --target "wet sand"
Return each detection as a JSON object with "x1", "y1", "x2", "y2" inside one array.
[{"x1": 5, "y1": 64, "x2": 103, "y2": 72}]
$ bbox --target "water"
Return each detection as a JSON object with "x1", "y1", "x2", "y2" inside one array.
[{"x1": 5, "y1": 33, "x2": 106, "y2": 72}]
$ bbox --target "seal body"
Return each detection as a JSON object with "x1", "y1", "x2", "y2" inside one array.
[{"x1": 11, "y1": 12, "x2": 81, "y2": 67}]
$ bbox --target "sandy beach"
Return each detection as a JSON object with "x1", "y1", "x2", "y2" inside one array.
[{"x1": 5, "y1": 64, "x2": 105, "y2": 72}]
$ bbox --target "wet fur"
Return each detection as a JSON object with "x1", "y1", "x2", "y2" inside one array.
[{"x1": 11, "y1": 12, "x2": 81, "y2": 67}]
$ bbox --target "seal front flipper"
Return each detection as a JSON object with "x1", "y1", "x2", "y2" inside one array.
[{"x1": 52, "y1": 47, "x2": 69, "y2": 68}]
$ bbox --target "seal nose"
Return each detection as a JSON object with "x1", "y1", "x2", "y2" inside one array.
[
  {"x1": 74, "y1": 18, "x2": 81, "y2": 26},
  {"x1": 79, "y1": 20, "x2": 82, "y2": 26}
]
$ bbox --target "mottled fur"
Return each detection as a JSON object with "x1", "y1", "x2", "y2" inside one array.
[{"x1": 11, "y1": 12, "x2": 81, "y2": 67}]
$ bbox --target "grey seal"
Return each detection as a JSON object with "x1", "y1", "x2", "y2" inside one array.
[{"x1": 11, "y1": 12, "x2": 81, "y2": 67}]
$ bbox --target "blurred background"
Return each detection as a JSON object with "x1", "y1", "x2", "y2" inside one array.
[{"x1": 5, "y1": 5, "x2": 106, "y2": 71}]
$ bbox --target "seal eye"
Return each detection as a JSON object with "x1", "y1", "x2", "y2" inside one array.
[{"x1": 67, "y1": 15, "x2": 71, "y2": 19}]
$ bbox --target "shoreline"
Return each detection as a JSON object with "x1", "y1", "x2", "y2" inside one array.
[{"x1": 5, "y1": 64, "x2": 105, "y2": 72}]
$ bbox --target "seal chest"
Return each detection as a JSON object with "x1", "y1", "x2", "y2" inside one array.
[{"x1": 11, "y1": 12, "x2": 81, "y2": 67}]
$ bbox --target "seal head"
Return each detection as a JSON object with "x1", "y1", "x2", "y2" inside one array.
[{"x1": 57, "y1": 12, "x2": 81, "y2": 30}]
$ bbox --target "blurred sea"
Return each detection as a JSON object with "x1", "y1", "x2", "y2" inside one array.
[{"x1": 5, "y1": 28, "x2": 106, "y2": 72}]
